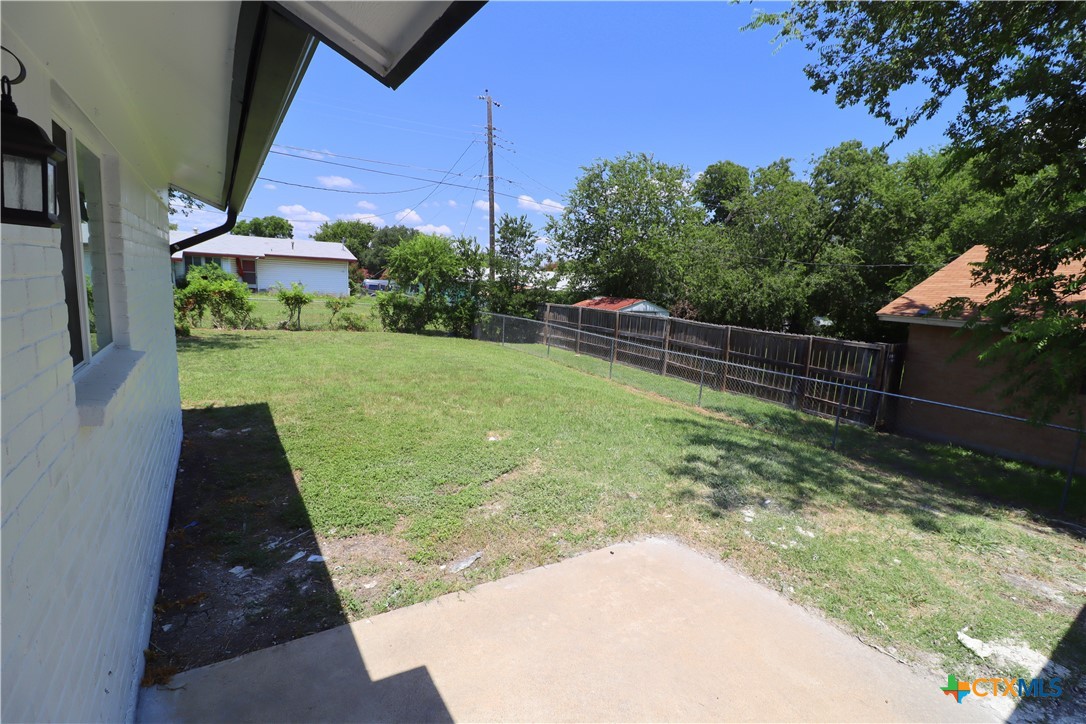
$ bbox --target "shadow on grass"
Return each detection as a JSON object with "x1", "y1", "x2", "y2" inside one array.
[
  {"x1": 175, "y1": 332, "x2": 267, "y2": 352},
  {"x1": 659, "y1": 409, "x2": 1085, "y2": 529},
  {"x1": 144, "y1": 402, "x2": 450, "y2": 720}
]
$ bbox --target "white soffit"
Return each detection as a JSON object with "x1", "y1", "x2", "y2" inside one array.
[
  {"x1": 280, "y1": 1, "x2": 455, "y2": 80},
  {"x1": 2, "y1": 1, "x2": 239, "y2": 206}
]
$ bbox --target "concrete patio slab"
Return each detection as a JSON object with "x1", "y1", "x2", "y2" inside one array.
[{"x1": 138, "y1": 538, "x2": 997, "y2": 722}]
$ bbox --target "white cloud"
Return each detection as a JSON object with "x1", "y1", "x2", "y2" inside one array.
[
  {"x1": 415, "y1": 224, "x2": 452, "y2": 236},
  {"x1": 474, "y1": 199, "x2": 500, "y2": 214},
  {"x1": 339, "y1": 212, "x2": 386, "y2": 227},
  {"x1": 277, "y1": 204, "x2": 330, "y2": 238},
  {"x1": 278, "y1": 204, "x2": 330, "y2": 222},
  {"x1": 517, "y1": 194, "x2": 565, "y2": 214},
  {"x1": 356, "y1": 199, "x2": 378, "y2": 211},
  {"x1": 395, "y1": 208, "x2": 423, "y2": 225},
  {"x1": 262, "y1": 183, "x2": 277, "y2": 191},
  {"x1": 317, "y1": 175, "x2": 354, "y2": 188},
  {"x1": 447, "y1": 200, "x2": 458, "y2": 208}
]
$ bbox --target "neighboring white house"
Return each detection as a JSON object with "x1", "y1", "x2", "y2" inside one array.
[
  {"x1": 0, "y1": 2, "x2": 481, "y2": 721},
  {"x1": 170, "y1": 232, "x2": 355, "y2": 296}
]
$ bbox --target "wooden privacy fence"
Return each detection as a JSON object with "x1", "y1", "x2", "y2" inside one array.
[{"x1": 542, "y1": 303, "x2": 905, "y2": 428}]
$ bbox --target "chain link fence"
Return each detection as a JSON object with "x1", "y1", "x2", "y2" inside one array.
[{"x1": 477, "y1": 312, "x2": 1084, "y2": 513}]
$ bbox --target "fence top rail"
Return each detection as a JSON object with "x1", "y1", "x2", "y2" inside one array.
[
  {"x1": 544, "y1": 304, "x2": 888, "y2": 351},
  {"x1": 487, "y1": 312, "x2": 1085, "y2": 436}
]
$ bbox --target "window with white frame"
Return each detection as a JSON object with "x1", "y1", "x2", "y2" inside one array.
[{"x1": 54, "y1": 122, "x2": 112, "y2": 366}]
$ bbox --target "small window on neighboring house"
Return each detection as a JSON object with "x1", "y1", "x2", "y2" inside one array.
[{"x1": 54, "y1": 122, "x2": 113, "y2": 366}]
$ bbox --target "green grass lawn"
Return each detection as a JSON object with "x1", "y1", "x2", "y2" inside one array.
[{"x1": 177, "y1": 329, "x2": 1085, "y2": 687}]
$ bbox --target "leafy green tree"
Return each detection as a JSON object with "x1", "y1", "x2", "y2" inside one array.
[
  {"x1": 324, "y1": 296, "x2": 355, "y2": 327},
  {"x1": 275, "y1": 282, "x2": 314, "y2": 329},
  {"x1": 748, "y1": 1, "x2": 1086, "y2": 419},
  {"x1": 313, "y1": 219, "x2": 377, "y2": 264},
  {"x1": 380, "y1": 234, "x2": 461, "y2": 332},
  {"x1": 547, "y1": 152, "x2": 701, "y2": 304},
  {"x1": 358, "y1": 225, "x2": 419, "y2": 278},
  {"x1": 489, "y1": 214, "x2": 550, "y2": 317},
  {"x1": 233, "y1": 215, "x2": 294, "y2": 238},
  {"x1": 694, "y1": 160, "x2": 751, "y2": 226}
]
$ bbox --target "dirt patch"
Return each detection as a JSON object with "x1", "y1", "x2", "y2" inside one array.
[
  {"x1": 486, "y1": 456, "x2": 543, "y2": 488},
  {"x1": 320, "y1": 533, "x2": 410, "y2": 570},
  {"x1": 145, "y1": 406, "x2": 348, "y2": 679},
  {"x1": 1000, "y1": 572, "x2": 1078, "y2": 613}
]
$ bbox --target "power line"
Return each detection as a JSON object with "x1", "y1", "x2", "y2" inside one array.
[
  {"x1": 293, "y1": 98, "x2": 481, "y2": 137},
  {"x1": 394, "y1": 138, "x2": 480, "y2": 231},
  {"x1": 269, "y1": 147, "x2": 537, "y2": 204},
  {"x1": 461, "y1": 156, "x2": 487, "y2": 236},
  {"x1": 272, "y1": 144, "x2": 484, "y2": 178},
  {"x1": 495, "y1": 149, "x2": 567, "y2": 200},
  {"x1": 259, "y1": 177, "x2": 439, "y2": 195}
]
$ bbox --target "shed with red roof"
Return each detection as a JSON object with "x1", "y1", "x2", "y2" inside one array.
[{"x1": 573, "y1": 297, "x2": 670, "y2": 317}]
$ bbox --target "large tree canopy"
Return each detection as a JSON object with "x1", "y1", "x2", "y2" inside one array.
[
  {"x1": 232, "y1": 215, "x2": 294, "y2": 238},
  {"x1": 312, "y1": 219, "x2": 377, "y2": 264},
  {"x1": 749, "y1": 1, "x2": 1086, "y2": 420},
  {"x1": 547, "y1": 152, "x2": 702, "y2": 302}
]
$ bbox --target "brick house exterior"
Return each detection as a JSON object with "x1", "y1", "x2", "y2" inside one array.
[
  {"x1": 1, "y1": 3, "x2": 481, "y2": 721},
  {"x1": 878, "y1": 246, "x2": 1085, "y2": 473}
]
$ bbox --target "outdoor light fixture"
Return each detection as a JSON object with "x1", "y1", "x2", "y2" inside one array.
[{"x1": 2, "y1": 47, "x2": 66, "y2": 228}]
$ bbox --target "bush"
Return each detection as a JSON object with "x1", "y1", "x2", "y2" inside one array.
[
  {"x1": 174, "y1": 263, "x2": 256, "y2": 330},
  {"x1": 444, "y1": 295, "x2": 481, "y2": 338},
  {"x1": 375, "y1": 291, "x2": 431, "y2": 333},
  {"x1": 337, "y1": 311, "x2": 368, "y2": 332},
  {"x1": 275, "y1": 282, "x2": 314, "y2": 329},
  {"x1": 324, "y1": 296, "x2": 355, "y2": 327}
]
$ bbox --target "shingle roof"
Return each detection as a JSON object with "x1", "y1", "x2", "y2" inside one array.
[
  {"x1": 573, "y1": 297, "x2": 648, "y2": 311},
  {"x1": 877, "y1": 245, "x2": 1085, "y2": 322},
  {"x1": 169, "y1": 232, "x2": 355, "y2": 263}
]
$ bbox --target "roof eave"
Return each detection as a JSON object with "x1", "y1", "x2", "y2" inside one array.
[{"x1": 877, "y1": 314, "x2": 966, "y2": 328}]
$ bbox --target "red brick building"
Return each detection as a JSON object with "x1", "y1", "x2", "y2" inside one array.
[{"x1": 878, "y1": 246, "x2": 1085, "y2": 473}]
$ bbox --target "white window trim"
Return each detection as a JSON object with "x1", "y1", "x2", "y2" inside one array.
[
  {"x1": 52, "y1": 106, "x2": 120, "y2": 378},
  {"x1": 51, "y1": 83, "x2": 141, "y2": 428}
]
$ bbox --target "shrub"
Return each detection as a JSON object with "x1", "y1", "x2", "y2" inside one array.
[
  {"x1": 375, "y1": 290, "x2": 430, "y2": 333},
  {"x1": 444, "y1": 295, "x2": 481, "y2": 338},
  {"x1": 338, "y1": 311, "x2": 368, "y2": 331},
  {"x1": 275, "y1": 282, "x2": 314, "y2": 329},
  {"x1": 174, "y1": 263, "x2": 256, "y2": 330},
  {"x1": 324, "y1": 296, "x2": 356, "y2": 327}
]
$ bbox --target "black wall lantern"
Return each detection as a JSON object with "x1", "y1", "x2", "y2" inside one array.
[{"x1": 2, "y1": 47, "x2": 66, "y2": 228}]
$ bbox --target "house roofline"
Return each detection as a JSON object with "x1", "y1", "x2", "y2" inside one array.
[
  {"x1": 271, "y1": 1, "x2": 486, "y2": 91},
  {"x1": 878, "y1": 314, "x2": 966, "y2": 329}
]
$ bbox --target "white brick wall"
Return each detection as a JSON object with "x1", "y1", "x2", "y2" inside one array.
[{"x1": 1, "y1": 34, "x2": 182, "y2": 722}]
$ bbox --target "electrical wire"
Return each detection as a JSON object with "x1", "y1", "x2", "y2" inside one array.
[
  {"x1": 269, "y1": 147, "x2": 540, "y2": 204},
  {"x1": 272, "y1": 144, "x2": 483, "y2": 177},
  {"x1": 259, "y1": 177, "x2": 438, "y2": 195},
  {"x1": 495, "y1": 149, "x2": 568, "y2": 200}
]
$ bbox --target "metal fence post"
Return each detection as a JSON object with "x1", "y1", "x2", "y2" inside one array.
[
  {"x1": 1061, "y1": 431, "x2": 1082, "y2": 514},
  {"x1": 832, "y1": 388, "x2": 845, "y2": 451},
  {"x1": 609, "y1": 338, "x2": 615, "y2": 379},
  {"x1": 698, "y1": 357, "x2": 706, "y2": 407},
  {"x1": 501, "y1": 316, "x2": 506, "y2": 346}
]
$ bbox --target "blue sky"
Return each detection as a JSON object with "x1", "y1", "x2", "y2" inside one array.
[{"x1": 173, "y1": 2, "x2": 958, "y2": 239}]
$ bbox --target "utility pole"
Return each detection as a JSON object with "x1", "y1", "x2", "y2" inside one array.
[{"x1": 478, "y1": 90, "x2": 500, "y2": 281}]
